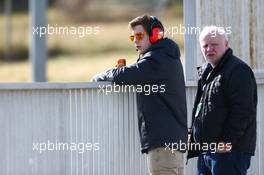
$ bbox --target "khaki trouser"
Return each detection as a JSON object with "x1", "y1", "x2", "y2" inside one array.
[{"x1": 147, "y1": 147, "x2": 184, "y2": 175}]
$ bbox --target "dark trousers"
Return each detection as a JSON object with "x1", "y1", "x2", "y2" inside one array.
[{"x1": 197, "y1": 152, "x2": 251, "y2": 175}]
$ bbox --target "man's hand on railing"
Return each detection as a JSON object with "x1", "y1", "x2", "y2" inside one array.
[
  {"x1": 91, "y1": 72, "x2": 110, "y2": 82},
  {"x1": 91, "y1": 58, "x2": 126, "y2": 82}
]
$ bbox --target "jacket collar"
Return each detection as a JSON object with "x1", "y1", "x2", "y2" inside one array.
[
  {"x1": 197, "y1": 48, "x2": 233, "y2": 77},
  {"x1": 215, "y1": 48, "x2": 233, "y2": 70}
]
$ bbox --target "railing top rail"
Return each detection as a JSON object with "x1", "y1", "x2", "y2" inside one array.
[
  {"x1": 0, "y1": 82, "x2": 112, "y2": 90},
  {"x1": 0, "y1": 76, "x2": 263, "y2": 90}
]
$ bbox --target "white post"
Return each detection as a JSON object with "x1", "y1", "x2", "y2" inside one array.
[
  {"x1": 183, "y1": 0, "x2": 200, "y2": 81},
  {"x1": 4, "y1": 0, "x2": 12, "y2": 62},
  {"x1": 29, "y1": 0, "x2": 47, "y2": 82}
]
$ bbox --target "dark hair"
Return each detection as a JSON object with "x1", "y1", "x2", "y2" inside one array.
[{"x1": 129, "y1": 15, "x2": 163, "y2": 36}]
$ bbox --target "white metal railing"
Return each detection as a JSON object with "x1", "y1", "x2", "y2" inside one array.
[{"x1": 0, "y1": 81, "x2": 263, "y2": 175}]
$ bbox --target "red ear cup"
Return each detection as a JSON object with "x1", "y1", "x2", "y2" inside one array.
[{"x1": 149, "y1": 27, "x2": 164, "y2": 44}]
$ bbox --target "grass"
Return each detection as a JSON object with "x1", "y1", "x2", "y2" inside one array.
[
  {"x1": 0, "y1": 51, "x2": 139, "y2": 82},
  {"x1": 47, "y1": 52, "x2": 138, "y2": 82},
  {"x1": 0, "y1": 8, "x2": 184, "y2": 82}
]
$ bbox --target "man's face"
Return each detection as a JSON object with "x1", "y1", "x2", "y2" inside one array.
[
  {"x1": 200, "y1": 34, "x2": 228, "y2": 67},
  {"x1": 131, "y1": 25, "x2": 151, "y2": 54}
]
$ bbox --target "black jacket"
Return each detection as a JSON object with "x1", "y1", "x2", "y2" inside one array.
[
  {"x1": 93, "y1": 38, "x2": 188, "y2": 153},
  {"x1": 187, "y1": 48, "x2": 257, "y2": 159}
]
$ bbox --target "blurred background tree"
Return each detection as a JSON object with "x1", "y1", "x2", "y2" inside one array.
[{"x1": 0, "y1": 0, "x2": 183, "y2": 82}]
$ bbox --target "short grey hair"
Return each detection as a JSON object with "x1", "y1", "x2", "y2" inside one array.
[{"x1": 199, "y1": 26, "x2": 228, "y2": 42}]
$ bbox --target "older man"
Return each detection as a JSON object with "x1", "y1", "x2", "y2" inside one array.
[{"x1": 187, "y1": 26, "x2": 257, "y2": 175}]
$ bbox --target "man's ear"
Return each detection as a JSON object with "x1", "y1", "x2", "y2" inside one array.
[{"x1": 225, "y1": 40, "x2": 229, "y2": 48}]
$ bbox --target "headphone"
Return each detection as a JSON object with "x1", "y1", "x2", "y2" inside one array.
[{"x1": 149, "y1": 16, "x2": 164, "y2": 44}]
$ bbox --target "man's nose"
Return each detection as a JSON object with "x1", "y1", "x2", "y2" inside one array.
[
  {"x1": 207, "y1": 45, "x2": 213, "y2": 51},
  {"x1": 134, "y1": 38, "x2": 139, "y2": 44}
]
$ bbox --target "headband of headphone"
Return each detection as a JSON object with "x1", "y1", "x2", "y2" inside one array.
[{"x1": 149, "y1": 16, "x2": 164, "y2": 44}]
